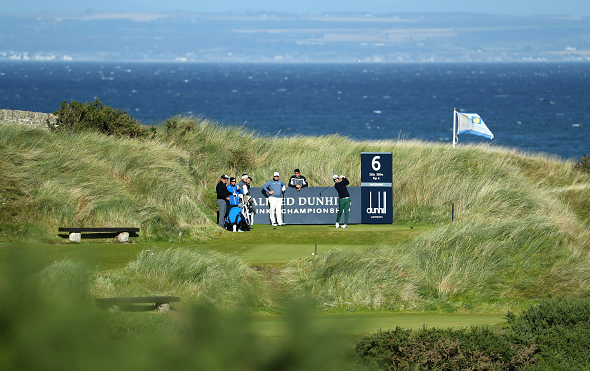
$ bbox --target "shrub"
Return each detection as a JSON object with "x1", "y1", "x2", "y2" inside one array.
[
  {"x1": 48, "y1": 99, "x2": 148, "y2": 138},
  {"x1": 164, "y1": 116, "x2": 196, "y2": 134},
  {"x1": 574, "y1": 154, "x2": 590, "y2": 173},
  {"x1": 507, "y1": 296, "x2": 590, "y2": 370},
  {"x1": 355, "y1": 326, "x2": 537, "y2": 371},
  {"x1": 356, "y1": 298, "x2": 590, "y2": 370}
]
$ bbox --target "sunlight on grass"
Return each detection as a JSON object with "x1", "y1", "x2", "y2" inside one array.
[{"x1": 2, "y1": 119, "x2": 590, "y2": 317}]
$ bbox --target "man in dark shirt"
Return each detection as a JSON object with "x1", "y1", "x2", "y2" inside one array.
[
  {"x1": 216, "y1": 174, "x2": 231, "y2": 227},
  {"x1": 333, "y1": 174, "x2": 350, "y2": 228},
  {"x1": 289, "y1": 168, "x2": 308, "y2": 191}
]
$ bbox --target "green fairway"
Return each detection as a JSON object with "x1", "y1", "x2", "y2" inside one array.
[
  {"x1": 252, "y1": 312, "x2": 506, "y2": 338},
  {"x1": 180, "y1": 223, "x2": 425, "y2": 265},
  {"x1": 0, "y1": 243, "x2": 145, "y2": 271},
  {"x1": 1, "y1": 224, "x2": 426, "y2": 269}
]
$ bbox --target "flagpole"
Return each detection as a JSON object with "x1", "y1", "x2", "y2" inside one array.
[{"x1": 453, "y1": 108, "x2": 457, "y2": 148}]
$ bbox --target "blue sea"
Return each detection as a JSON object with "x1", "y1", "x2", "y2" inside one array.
[{"x1": 1, "y1": 62, "x2": 589, "y2": 160}]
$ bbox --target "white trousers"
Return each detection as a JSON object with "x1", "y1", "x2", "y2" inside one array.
[{"x1": 268, "y1": 197, "x2": 283, "y2": 225}]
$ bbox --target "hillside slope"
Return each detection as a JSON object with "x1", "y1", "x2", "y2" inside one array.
[{"x1": 1, "y1": 118, "x2": 590, "y2": 310}]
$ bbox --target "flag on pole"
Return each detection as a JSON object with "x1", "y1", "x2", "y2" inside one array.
[{"x1": 456, "y1": 112, "x2": 494, "y2": 139}]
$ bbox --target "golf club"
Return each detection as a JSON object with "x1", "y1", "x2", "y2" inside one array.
[
  {"x1": 319, "y1": 184, "x2": 332, "y2": 195},
  {"x1": 282, "y1": 186, "x2": 286, "y2": 223}
]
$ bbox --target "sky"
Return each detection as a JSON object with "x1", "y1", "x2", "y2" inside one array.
[{"x1": 4, "y1": 0, "x2": 590, "y2": 17}]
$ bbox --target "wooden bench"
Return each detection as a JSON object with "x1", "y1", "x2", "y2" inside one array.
[
  {"x1": 95, "y1": 296, "x2": 180, "y2": 313},
  {"x1": 59, "y1": 227, "x2": 140, "y2": 242}
]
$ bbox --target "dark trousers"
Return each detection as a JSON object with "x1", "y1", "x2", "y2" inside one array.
[
  {"x1": 336, "y1": 197, "x2": 351, "y2": 225},
  {"x1": 217, "y1": 199, "x2": 228, "y2": 227}
]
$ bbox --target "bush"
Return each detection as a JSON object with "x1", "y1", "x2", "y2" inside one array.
[
  {"x1": 356, "y1": 297, "x2": 590, "y2": 370},
  {"x1": 48, "y1": 99, "x2": 148, "y2": 138},
  {"x1": 574, "y1": 154, "x2": 590, "y2": 173},
  {"x1": 164, "y1": 116, "x2": 196, "y2": 134},
  {"x1": 507, "y1": 296, "x2": 590, "y2": 370},
  {"x1": 355, "y1": 326, "x2": 537, "y2": 371}
]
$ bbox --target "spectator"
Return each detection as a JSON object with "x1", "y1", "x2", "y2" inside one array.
[
  {"x1": 226, "y1": 177, "x2": 243, "y2": 206},
  {"x1": 238, "y1": 173, "x2": 249, "y2": 203},
  {"x1": 216, "y1": 174, "x2": 231, "y2": 227},
  {"x1": 242, "y1": 176, "x2": 255, "y2": 224},
  {"x1": 289, "y1": 168, "x2": 308, "y2": 191}
]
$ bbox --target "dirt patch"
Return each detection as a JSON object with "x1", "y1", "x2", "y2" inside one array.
[{"x1": 251, "y1": 265, "x2": 293, "y2": 304}]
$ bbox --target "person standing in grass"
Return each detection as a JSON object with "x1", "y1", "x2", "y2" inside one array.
[
  {"x1": 238, "y1": 173, "x2": 249, "y2": 198},
  {"x1": 238, "y1": 173, "x2": 251, "y2": 206},
  {"x1": 262, "y1": 171, "x2": 287, "y2": 226},
  {"x1": 216, "y1": 174, "x2": 231, "y2": 227},
  {"x1": 240, "y1": 175, "x2": 255, "y2": 224},
  {"x1": 333, "y1": 174, "x2": 350, "y2": 228},
  {"x1": 226, "y1": 177, "x2": 243, "y2": 207}
]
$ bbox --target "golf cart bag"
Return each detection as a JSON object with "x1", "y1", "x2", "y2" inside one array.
[
  {"x1": 243, "y1": 194, "x2": 255, "y2": 225},
  {"x1": 225, "y1": 206, "x2": 250, "y2": 232}
]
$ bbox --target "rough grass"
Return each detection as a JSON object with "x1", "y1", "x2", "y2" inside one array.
[
  {"x1": 1, "y1": 117, "x2": 590, "y2": 312},
  {"x1": 93, "y1": 248, "x2": 272, "y2": 311}
]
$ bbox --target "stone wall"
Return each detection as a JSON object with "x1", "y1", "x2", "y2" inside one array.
[{"x1": 0, "y1": 109, "x2": 55, "y2": 129}]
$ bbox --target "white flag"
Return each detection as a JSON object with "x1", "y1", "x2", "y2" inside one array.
[{"x1": 457, "y1": 112, "x2": 494, "y2": 139}]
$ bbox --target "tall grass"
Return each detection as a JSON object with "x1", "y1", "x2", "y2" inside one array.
[
  {"x1": 93, "y1": 248, "x2": 272, "y2": 310},
  {"x1": 282, "y1": 247, "x2": 421, "y2": 311},
  {"x1": 0, "y1": 124, "x2": 217, "y2": 242},
  {"x1": 281, "y1": 216, "x2": 590, "y2": 312},
  {"x1": 2, "y1": 116, "x2": 590, "y2": 310}
]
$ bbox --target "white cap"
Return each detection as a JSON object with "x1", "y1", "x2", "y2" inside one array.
[
  {"x1": 333, "y1": 174, "x2": 338, "y2": 179},
  {"x1": 273, "y1": 171, "x2": 280, "y2": 177},
  {"x1": 241, "y1": 173, "x2": 248, "y2": 179}
]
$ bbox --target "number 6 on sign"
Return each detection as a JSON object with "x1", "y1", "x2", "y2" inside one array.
[
  {"x1": 372, "y1": 156, "x2": 381, "y2": 171},
  {"x1": 361, "y1": 152, "x2": 392, "y2": 185}
]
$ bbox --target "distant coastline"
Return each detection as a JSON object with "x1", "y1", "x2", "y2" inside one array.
[{"x1": 1, "y1": 11, "x2": 588, "y2": 63}]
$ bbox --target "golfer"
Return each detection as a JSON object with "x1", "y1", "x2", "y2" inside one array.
[
  {"x1": 262, "y1": 171, "x2": 287, "y2": 226},
  {"x1": 333, "y1": 174, "x2": 350, "y2": 228}
]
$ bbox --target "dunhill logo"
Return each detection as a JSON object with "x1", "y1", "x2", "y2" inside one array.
[{"x1": 366, "y1": 191, "x2": 387, "y2": 214}]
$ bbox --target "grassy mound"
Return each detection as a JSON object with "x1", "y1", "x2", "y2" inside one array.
[{"x1": 1, "y1": 117, "x2": 590, "y2": 311}]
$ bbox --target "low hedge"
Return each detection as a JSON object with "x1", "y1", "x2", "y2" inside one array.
[{"x1": 356, "y1": 297, "x2": 590, "y2": 370}]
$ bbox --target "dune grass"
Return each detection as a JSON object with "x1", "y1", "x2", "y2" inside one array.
[{"x1": 1, "y1": 117, "x2": 590, "y2": 313}]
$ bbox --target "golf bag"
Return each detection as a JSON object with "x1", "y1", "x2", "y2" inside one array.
[
  {"x1": 243, "y1": 194, "x2": 255, "y2": 225},
  {"x1": 225, "y1": 206, "x2": 250, "y2": 232}
]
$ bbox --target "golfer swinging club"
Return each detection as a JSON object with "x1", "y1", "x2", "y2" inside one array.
[{"x1": 333, "y1": 174, "x2": 350, "y2": 228}]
